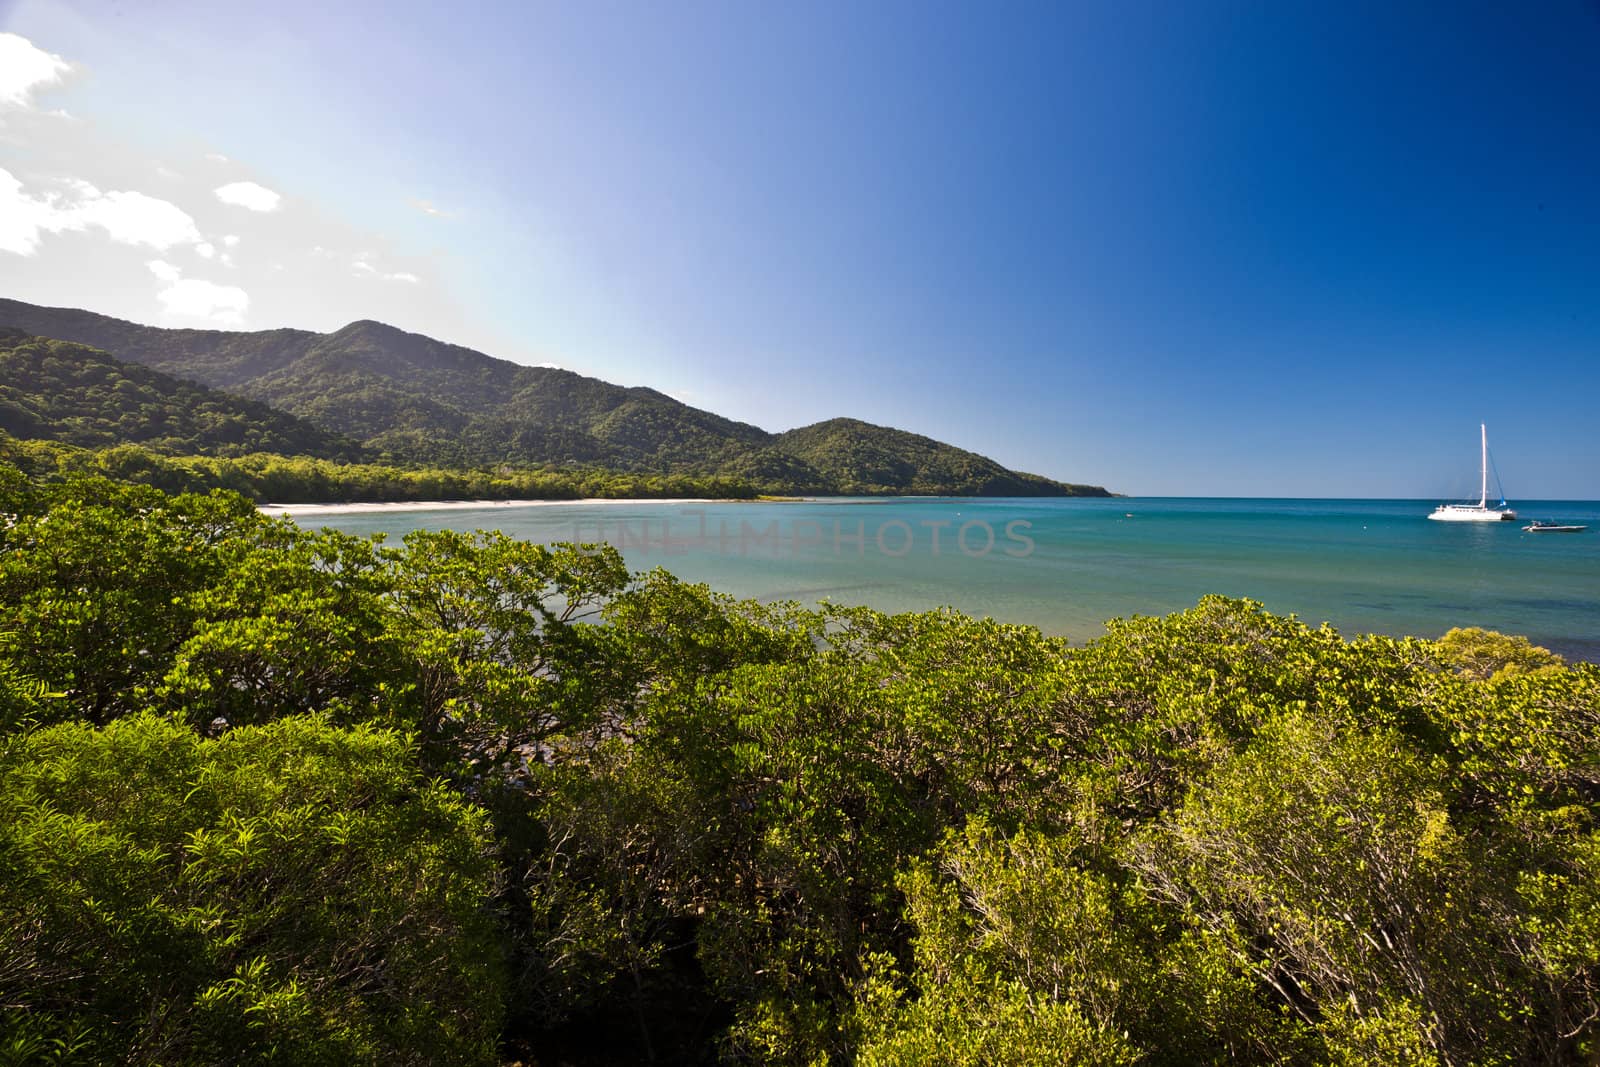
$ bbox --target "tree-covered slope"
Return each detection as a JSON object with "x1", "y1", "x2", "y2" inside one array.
[
  {"x1": 0, "y1": 299, "x2": 318, "y2": 390},
  {"x1": 775, "y1": 417, "x2": 1102, "y2": 496},
  {"x1": 0, "y1": 303, "x2": 773, "y2": 469},
  {"x1": 0, "y1": 330, "x2": 366, "y2": 460},
  {"x1": 0, "y1": 299, "x2": 1109, "y2": 494}
]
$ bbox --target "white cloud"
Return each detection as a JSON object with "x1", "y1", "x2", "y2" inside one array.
[
  {"x1": 535, "y1": 362, "x2": 563, "y2": 370},
  {"x1": 146, "y1": 259, "x2": 248, "y2": 324},
  {"x1": 76, "y1": 185, "x2": 200, "y2": 248},
  {"x1": 0, "y1": 34, "x2": 73, "y2": 109},
  {"x1": 352, "y1": 252, "x2": 420, "y2": 283},
  {"x1": 158, "y1": 279, "x2": 249, "y2": 324},
  {"x1": 0, "y1": 37, "x2": 465, "y2": 343},
  {"x1": 0, "y1": 167, "x2": 201, "y2": 255},
  {"x1": 215, "y1": 180, "x2": 281, "y2": 212},
  {"x1": 205, "y1": 152, "x2": 229, "y2": 163},
  {"x1": 408, "y1": 197, "x2": 452, "y2": 218},
  {"x1": 147, "y1": 259, "x2": 181, "y2": 283},
  {"x1": 0, "y1": 170, "x2": 50, "y2": 254}
]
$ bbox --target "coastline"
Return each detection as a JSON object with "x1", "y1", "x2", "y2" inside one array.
[
  {"x1": 258, "y1": 497, "x2": 767, "y2": 518},
  {"x1": 279, "y1": 495, "x2": 1600, "y2": 665}
]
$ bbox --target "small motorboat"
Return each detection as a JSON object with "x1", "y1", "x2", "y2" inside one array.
[{"x1": 1522, "y1": 521, "x2": 1587, "y2": 533}]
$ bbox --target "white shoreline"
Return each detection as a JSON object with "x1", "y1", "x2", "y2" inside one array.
[{"x1": 258, "y1": 497, "x2": 763, "y2": 518}]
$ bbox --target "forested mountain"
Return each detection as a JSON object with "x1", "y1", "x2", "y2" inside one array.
[
  {"x1": 774, "y1": 417, "x2": 1073, "y2": 496},
  {"x1": 0, "y1": 299, "x2": 1108, "y2": 496},
  {"x1": 0, "y1": 331, "x2": 365, "y2": 460}
]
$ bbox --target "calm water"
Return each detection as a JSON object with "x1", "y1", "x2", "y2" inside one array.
[{"x1": 311, "y1": 497, "x2": 1600, "y2": 661}]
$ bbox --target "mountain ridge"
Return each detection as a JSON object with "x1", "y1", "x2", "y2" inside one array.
[
  {"x1": 0, "y1": 298, "x2": 1109, "y2": 496},
  {"x1": 0, "y1": 329, "x2": 366, "y2": 461}
]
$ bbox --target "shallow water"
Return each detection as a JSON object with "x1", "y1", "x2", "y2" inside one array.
[{"x1": 309, "y1": 497, "x2": 1600, "y2": 660}]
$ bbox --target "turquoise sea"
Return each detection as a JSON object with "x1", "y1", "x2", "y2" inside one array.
[{"x1": 313, "y1": 497, "x2": 1600, "y2": 661}]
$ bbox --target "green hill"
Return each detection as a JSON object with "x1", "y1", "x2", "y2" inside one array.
[
  {"x1": 775, "y1": 418, "x2": 1097, "y2": 496},
  {"x1": 0, "y1": 299, "x2": 1109, "y2": 496},
  {"x1": 0, "y1": 330, "x2": 365, "y2": 460}
]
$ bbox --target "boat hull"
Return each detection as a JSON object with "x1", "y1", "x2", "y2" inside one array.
[{"x1": 1428, "y1": 506, "x2": 1517, "y2": 522}]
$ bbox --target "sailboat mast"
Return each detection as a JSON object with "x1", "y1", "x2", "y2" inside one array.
[{"x1": 1479, "y1": 422, "x2": 1488, "y2": 508}]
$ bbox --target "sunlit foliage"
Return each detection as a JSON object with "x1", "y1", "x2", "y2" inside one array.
[{"x1": 0, "y1": 465, "x2": 1594, "y2": 1065}]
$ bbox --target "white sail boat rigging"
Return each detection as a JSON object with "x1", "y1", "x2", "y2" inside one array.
[{"x1": 1428, "y1": 423, "x2": 1516, "y2": 522}]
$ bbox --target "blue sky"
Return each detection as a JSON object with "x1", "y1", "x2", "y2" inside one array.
[{"x1": 2, "y1": 1, "x2": 1599, "y2": 497}]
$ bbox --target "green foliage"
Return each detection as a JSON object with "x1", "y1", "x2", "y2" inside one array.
[
  {"x1": 1434, "y1": 625, "x2": 1566, "y2": 681},
  {"x1": 1132, "y1": 711, "x2": 1514, "y2": 1062},
  {"x1": 152, "y1": 526, "x2": 402, "y2": 732},
  {"x1": 0, "y1": 431, "x2": 763, "y2": 502},
  {"x1": 0, "y1": 477, "x2": 267, "y2": 723},
  {"x1": 855, "y1": 958, "x2": 1135, "y2": 1067},
  {"x1": 0, "y1": 464, "x2": 1595, "y2": 1065},
  {"x1": 855, "y1": 816, "x2": 1298, "y2": 1066},
  {"x1": 384, "y1": 529, "x2": 632, "y2": 772},
  {"x1": 853, "y1": 820, "x2": 1141, "y2": 1066},
  {"x1": 0, "y1": 713, "x2": 503, "y2": 1066}
]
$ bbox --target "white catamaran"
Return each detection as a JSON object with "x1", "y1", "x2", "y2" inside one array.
[{"x1": 1429, "y1": 423, "x2": 1516, "y2": 522}]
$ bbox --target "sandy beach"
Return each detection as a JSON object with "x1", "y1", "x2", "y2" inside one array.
[{"x1": 258, "y1": 497, "x2": 743, "y2": 518}]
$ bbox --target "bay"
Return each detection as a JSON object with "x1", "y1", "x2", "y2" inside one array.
[{"x1": 306, "y1": 497, "x2": 1600, "y2": 661}]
